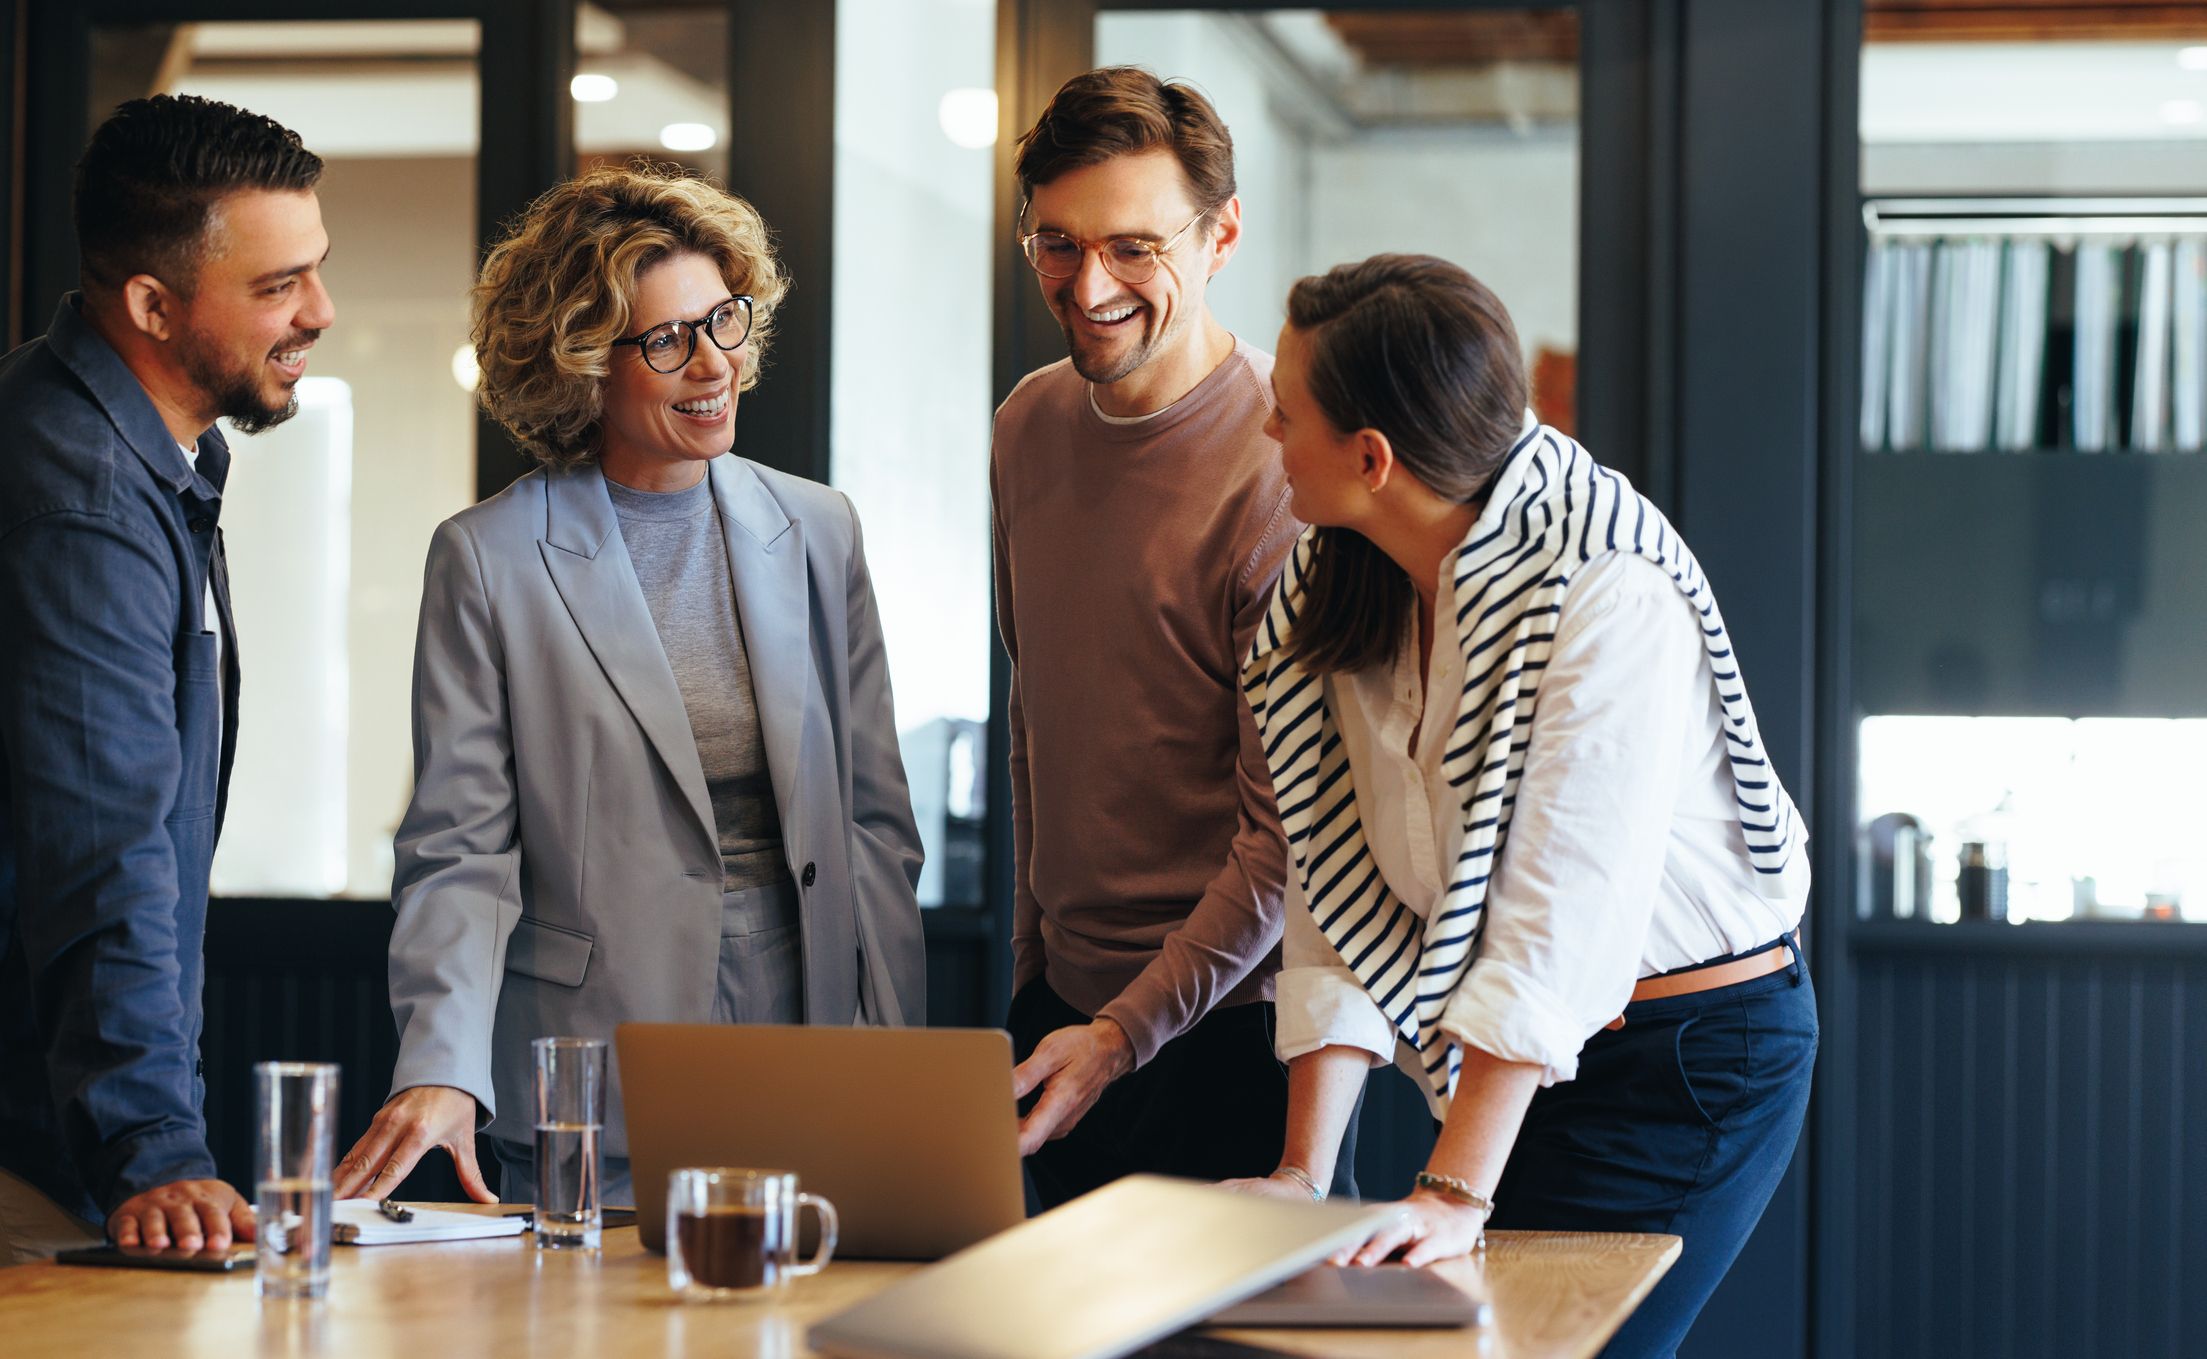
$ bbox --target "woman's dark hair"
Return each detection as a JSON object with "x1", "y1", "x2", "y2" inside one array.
[
  {"x1": 74, "y1": 94, "x2": 324, "y2": 297},
  {"x1": 1283, "y1": 254, "x2": 1530, "y2": 676}
]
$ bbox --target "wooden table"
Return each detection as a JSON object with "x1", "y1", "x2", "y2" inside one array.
[{"x1": 0, "y1": 1217, "x2": 1677, "y2": 1359}]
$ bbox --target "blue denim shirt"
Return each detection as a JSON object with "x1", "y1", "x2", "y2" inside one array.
[{"x1": 0, "y1": 296, "x2": 240, "y2": 1221}]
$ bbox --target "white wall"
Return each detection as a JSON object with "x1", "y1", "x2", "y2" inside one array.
[
  {"x1": 1864, "y1": 141, "x2": 2207, "y2": 196},
  {"x1": 1096, "y1": 14, "x2": 1578, "y2": 364},
  {"x1": 833, "y1": 0, "x2": 997, "y2": 904},
  {"x1": 831, "y1": 0, "x2": 994, "y2": 733},
  {"x1": 201, "y1": 154, "x2": 479, "y2": 900},
  {"x1": 1096, "y1": 13, "x2": 1311, "y2": 350},
  {"x1": 1306, "y1": 128, "x2": 1578, "y2": 362}
]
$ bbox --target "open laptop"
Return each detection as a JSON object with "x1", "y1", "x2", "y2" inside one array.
[
  {"x1": 617, "y1": 1023, "x2": 1025, "y2": 1259},
  {"x1": 807, "y1": 1175, "x2": 1398, "y2": 1359}
]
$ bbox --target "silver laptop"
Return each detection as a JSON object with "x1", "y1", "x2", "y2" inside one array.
[
  {"x1": 617, "y1": 1023, "x2": 1025, "y2": 1260},
  {"x1": 1205, "y1": 1264, "x2": 1490, "y2": 1328},
  {"x1": 807, "y1": 1175, "x2": 1397, "y2": 1359}
]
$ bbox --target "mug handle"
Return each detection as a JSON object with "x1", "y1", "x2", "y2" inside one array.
[{"x1": 792, "y1": 1193, "x2": 838, "y2": 1277}]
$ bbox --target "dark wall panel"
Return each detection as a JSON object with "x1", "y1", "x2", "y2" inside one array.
[
  {"x1": 1669, "y1": 2, "x2": 1831, "y2": 1355},
  {"x1": 1852, "y1": 939, "x2": 2207, "y2": 1359}
]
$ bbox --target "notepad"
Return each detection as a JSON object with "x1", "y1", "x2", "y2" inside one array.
[{"x1": 330, "y1": 1199, "x2": 529, "y2": 1245}]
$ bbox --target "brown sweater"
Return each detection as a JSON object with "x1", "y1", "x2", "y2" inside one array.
[{"x1": 990, "y1": 341, "x2": 1300, "y2": 1068}]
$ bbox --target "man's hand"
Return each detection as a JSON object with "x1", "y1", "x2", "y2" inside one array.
[
  {"x1": 1011, "y1": 1017, "x2": 1135, "y2": 1156},
  {"x1": 1218, "y1": 1170, "x2": 1324, "y2": 1202},
  {"x1": 333, "y1": 1085, "x2": 496, "y2": 1202},
  {"x1": 108, "y1": 1178, "x2": 254, "y2": 1252}
]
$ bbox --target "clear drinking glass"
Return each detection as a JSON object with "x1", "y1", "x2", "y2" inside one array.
[
  {"x1": 532, "y1": 1037, "x2": 607, "y2": 1250},
  {"x1": 255, "y1": 1061, "x2": 339, "y2": 1299},
  {"x1": 666, "y1": 1168, "x2": 838, "y2": 1301}
]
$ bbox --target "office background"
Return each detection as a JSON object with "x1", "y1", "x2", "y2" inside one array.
[{"x1": 3, "y1": 2, "x2": 2203, "y2": 1355}]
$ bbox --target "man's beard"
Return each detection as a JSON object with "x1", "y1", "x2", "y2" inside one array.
[
  {"x1": 177, "y1": 327, "x2": 310, "y2": 434},
  {"x1": 1058, "y1": 299, "x2": 1180, "y2": 387},
  {"x1": 1063, "y1": 320, "x2": 1156, "y2": 386}
]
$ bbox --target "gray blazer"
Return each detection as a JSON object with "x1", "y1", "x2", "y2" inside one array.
[{"x1": 386, "y1": 455, "x2": 926, "y2": 1154}]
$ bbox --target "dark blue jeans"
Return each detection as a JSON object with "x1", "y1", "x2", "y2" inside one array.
[{"x1": 1487, "y1": 947, "x2": 1818, "y2": 1359}]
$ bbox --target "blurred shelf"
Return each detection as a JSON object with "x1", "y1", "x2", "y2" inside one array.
[
  {"x1": 1853, "y1": 918, "x2": 2207, "y2": 957},
  {"x1": 1862, "y1": 454, "x2": 2207, "y2": 465},
  {"x1": 1852, "y1": 450, "x2": 2207, "y2": 717}
]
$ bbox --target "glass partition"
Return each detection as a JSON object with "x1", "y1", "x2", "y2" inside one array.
[
  {"x1": 92, "y1": 20, "x2": 484, "y2": 899},
  {"x1": 1852, "y1": 31, "x2": 2207, "y2": 927},
  {"x1": 831, "y1": 0, "x2": 996, "y2": 907},
  {"x1": 571, "y1": 3, "x2": 729, "y2": 180},
  {"x1": 1094, "y1": 8, "x2": 1580, "y2": 430}
]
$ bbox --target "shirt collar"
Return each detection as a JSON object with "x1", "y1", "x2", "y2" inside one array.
[{"x1": 47, "y1": 293, "x2": 221, "y2": 496}]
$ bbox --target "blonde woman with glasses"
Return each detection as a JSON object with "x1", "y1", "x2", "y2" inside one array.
[{"x1": 334, "y1": 165, "x2": 925, "y2": 1207}]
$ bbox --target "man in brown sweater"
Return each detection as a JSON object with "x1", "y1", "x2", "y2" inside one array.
[{"x1": 995, "y1": 67, "x2": 1352, "y2": 1209}]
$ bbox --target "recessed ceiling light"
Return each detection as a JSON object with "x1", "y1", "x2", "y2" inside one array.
[
  {"x1": 2161, "y1": 98, "x2": 2205, "y2": 125},
  {"x1": 660, "y1": 122, "x2": 718, "y2": 152},
  {"x1": 937, "y1": 88, "x2": 998, "y2": 149},
  {"x1": 2178, "y1": 46, "x2": 2207, "y2": 72},
  {"x1": 570, "y1": 73, "x2": 618, "y2": 103},
  {"x1": 450, "y1": 343, "x2": 480, "y2": 394}
]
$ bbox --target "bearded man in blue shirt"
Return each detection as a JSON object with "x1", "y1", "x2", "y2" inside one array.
[{"x1": 0, "y1": 94, "x2": 334, "y2": 1263}]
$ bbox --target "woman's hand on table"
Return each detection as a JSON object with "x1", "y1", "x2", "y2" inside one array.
[
  {"x1": 1331, "y1": 1188, "x2": 1490, "y2": 1268},
  {"x1": 334, "y1": 1085, "x2": 496, "y2": 1202}
]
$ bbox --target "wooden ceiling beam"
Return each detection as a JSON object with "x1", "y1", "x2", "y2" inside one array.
[{"x1": 1865, "y1": 1, "x2": 2207, "y2": 42}]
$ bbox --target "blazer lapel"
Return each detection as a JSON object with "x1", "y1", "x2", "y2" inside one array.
[
  {"x1": 537, "y1": 466, "x2": 716, "y2": 847},
  {"x1": 707, "y1": 456, "x2": 809, "y2": 831}
]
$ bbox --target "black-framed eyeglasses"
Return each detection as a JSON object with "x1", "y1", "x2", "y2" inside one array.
[
  {"x1": 612, "y1": 294, "x2": 753, "y2": 374},
  {"x1": 1017, "y1": 209, "x2": 1208, "y2": 285}
]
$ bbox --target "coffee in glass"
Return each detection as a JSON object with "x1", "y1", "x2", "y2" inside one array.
[{"x1": 666, "y1": 1168, "x2": 837, "y2": 1301}]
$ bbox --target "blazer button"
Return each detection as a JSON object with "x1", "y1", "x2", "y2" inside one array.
[
  {"x1": 801, "y1": 862, "x2": 817, "y2": 887},
  {"x1": 188, "y1": 516, "x2": 213, "y2": 534}
]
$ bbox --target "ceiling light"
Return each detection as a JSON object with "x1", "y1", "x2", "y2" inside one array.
[
  {"x1": 450, "y1": 343, "x2": 480, "y2": 394},
  {"x1": 570, "y1": 73, "x2": 618, "y2": 103},
  {"x1": 2162, "y1": 99, "x2": 2205, "y2": 125},
  {"x1": 660, "y1": 122, "x2": 717, "y2": 152},
  {"x1": 2179, "y1": 47, "x2": 2207, "y2": 72},
  {"x1": 938, "y1": 88, "x2": 999, "y2": 149}
]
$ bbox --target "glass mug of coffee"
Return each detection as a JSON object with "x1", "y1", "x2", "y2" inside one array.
[{"x1": 667, "y1": 1168, "x2": 839, "y2": 1301}]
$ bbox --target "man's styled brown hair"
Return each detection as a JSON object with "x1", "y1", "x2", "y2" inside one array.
[
  {"x1": 1282, "y1": 254, "x2": 1531, "y2": 676},
  {"x1": 1014, "y1": 66, "x2": 1236, "y2": 218}
]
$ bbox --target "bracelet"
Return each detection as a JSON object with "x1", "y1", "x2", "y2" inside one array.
[
  {"x1": 1273, "y1": 1164, "x2": 1326, "y2": 1201},
  {"x1": 1412, "y1": 1170, "x2": 1496, "y2": 1216}
]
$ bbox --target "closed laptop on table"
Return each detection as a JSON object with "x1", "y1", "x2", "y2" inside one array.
[
  {"x1": 807, "y1": 1174, "x2": 1396, "y2": 1359},
  {"x1": 617, "y1": 1023, "x2": 1024, "y2": 1260}
]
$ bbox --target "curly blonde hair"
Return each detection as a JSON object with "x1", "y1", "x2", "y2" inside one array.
[{"x1": 471, "y1": 163, "x2": 788, "y2": 469}]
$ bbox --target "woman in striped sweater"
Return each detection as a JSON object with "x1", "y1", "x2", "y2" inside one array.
[{"x1": 1224, "y1": 254, "x2": 1817, "y2": 1358}]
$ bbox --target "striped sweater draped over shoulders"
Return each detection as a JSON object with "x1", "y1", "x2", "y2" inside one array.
[{"x1": 1241, "y1": 419, "x2": 1808, "y2": 1111}]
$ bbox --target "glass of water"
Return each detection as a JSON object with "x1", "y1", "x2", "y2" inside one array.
[
  {"x1": 255, "y1": 1061, "x2": 339, "y2": 1299},
  {"x1": 531, "y1": 1037, "x2": 607, "y2": 1250}
]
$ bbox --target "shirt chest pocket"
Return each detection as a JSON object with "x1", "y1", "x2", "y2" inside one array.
[{"x1": 170, "y1": 630, "x2": 220, "y2": 821}]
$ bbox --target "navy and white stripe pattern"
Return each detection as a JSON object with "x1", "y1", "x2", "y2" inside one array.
[{"x1": 1242, "y1": 421, "x2": 1807, "y2": 1110}]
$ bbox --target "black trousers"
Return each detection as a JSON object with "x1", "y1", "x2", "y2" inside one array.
[{"x1": 1007, "y1": 976, "x2": 1359, "y2": 1212}]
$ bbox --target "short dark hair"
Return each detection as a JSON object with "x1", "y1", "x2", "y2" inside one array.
[
  {"x1": 74, "y1": 94, "x2": 324, "y2": 297},
  {"x1": 1014, "y1": 66, "x2": 1235, "y2": 219},
  {"x1": 1283, "y1": 254, "x2": 1531, "y2": 676}
]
